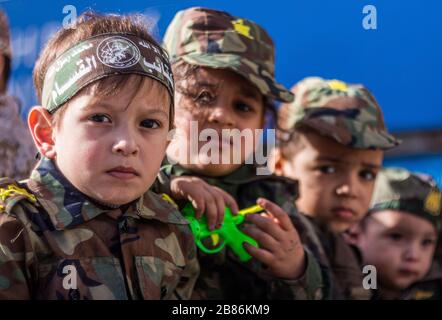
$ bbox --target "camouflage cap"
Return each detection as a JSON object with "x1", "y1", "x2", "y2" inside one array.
[
  {"x1": 0, "y1": 10, "x2": 12, "y2": 59},
  {"x1": 163, "y1": 7, "x2": 293, "y2": 103},
  {"x1": 369, "y1": 167, "x2": 441, "y2": 230},
  {"x1": 280, "y1": 77, "x2": 400, "y2": 150}
]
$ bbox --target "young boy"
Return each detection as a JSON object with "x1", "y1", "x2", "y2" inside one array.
[
  {"x1": 0, "y1": 10, "x2": 36, "y2": 180},
  {"x1": 352, "y1": 167, "x2": 442, "y2": 299},
  {"x1": 271, "y1": 77, "x2": 400, "y2": 299},
  {"x1": 0, "y1": 12, "x2": 199, "y2": 300},
  {"x1": 161, "y1": 7, "x2": 330, "y2": 300}
]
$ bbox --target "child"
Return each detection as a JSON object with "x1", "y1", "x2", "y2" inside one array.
[
  {"x1": 162, "y1": 7, "x2": 330, "y2": 300},
  {"x1": 271, "y1": 77, "x2": 400, "y2": 298},
  {"x1": 352, "y1": 167, "x2": 442, "y2": 299},
  {"x1": 0, "y1": 12, "x2": 199, "y2": 300},
  {"x1": 0, "y1": 10, "x2": 36, "y2": 180}
]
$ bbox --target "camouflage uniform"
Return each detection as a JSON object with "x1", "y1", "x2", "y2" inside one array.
[
  {"x1": 368, "y1": 167, "x2": 442, "y2": 300},
  {"x1": 162, "y1": 162, "x2": 332, "y2": 300},
  {"x1": 0, "y1": 157, "x2": 199, "y2": 299},
  {"x1": 278, "y1": 77, "x2": 401, "y2": 299},
  {"x1": 0, "y1": 11, "x2": 37, "y2": 180},
  {"x1": 162, "y1": 7, "x2": 331, "y2": 299}
]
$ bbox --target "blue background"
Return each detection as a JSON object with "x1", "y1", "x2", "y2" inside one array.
[{"x1": 2, "y1": 0, "x2": 441, "y2": 185}]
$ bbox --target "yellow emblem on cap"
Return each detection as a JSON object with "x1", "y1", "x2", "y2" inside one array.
[
  {"x1": 424, "y1": 189, "x2": 441, "y2": 216},
  {"x1": 0, "y1": 184, "x2": 37, "y2": 211},
  {"x1": 232, "y1": 19, "x2": 254, "y2": 39},
  {"x1": 328, "y1": 80, "x2": 348, "y2": 92}
]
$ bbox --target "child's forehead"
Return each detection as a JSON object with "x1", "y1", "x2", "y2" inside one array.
[
  {"x1": 78, "y1": 77, "x2": 170, "y2": 112},
  {"x1": 371, "y1": 210, "x2": 437, "y2": 235},
  {"x1": 301, "y1": 131, "x2": 382, "y2": 166}
]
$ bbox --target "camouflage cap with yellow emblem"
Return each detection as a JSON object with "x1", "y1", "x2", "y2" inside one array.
[
  {"x1": 163, "y1": 7, "x2": 293, "y2": 103},
  {"x1": 279, "y1": 77, "x2": 400, "y2": 150},
  {"x1": 0, "y1": 10, "x2": 12, "y2": 59},
  {"x1": 369, "y1": 167, "x2": 442, "y2": 230}
]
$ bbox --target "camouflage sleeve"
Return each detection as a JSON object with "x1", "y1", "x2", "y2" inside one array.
[
  {"x1": 268, "y1": 248, "x2": 326, "y2": 300},
  {"x1": 0, "y1": 212, "x2": 33, "y2": 299}
]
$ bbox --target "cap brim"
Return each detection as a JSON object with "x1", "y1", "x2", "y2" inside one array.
[
  {"x1": 179, "y1": 53, "x2": 294, "y2": 103},
  {"x1": 301, "y1": 117, "x2": 401, "y2": 150}
]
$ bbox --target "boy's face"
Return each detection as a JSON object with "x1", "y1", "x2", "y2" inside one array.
[
  {"x1": 50, "y1": 77, "x2": 170, "y2": 205},
  {"x1": 276, "y1": 130, "x2": 383, "y2": 233},
  {"x1": 168, "y1": 67, "x2": 265, "y2": 177},
  {"x1": 357, "y1": 210, "x2": 437, "y2": 290}
]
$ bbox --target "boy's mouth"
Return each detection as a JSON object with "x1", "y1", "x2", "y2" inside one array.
[
  {"x1": 331, "y1": 206, "x2": 356, "y2": 221},
  {"x1": 397, "y1": 269, "x2": 420, "y2": 278},
  {"x1": 107, "y1": 166, "x2": 140, "y2": 180}
]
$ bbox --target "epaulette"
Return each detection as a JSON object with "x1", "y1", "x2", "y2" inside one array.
[{"x1": 0, "y1": 177, "x2": 37, "y2": 214}]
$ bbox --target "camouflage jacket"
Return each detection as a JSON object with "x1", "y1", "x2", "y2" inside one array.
[
  {"x1": 309, "y1": 219, "x2": 371, "y2": 300},
  {"x1": 0, "y1": 94, "x2": 36, "y2": 180},
  {"x1": 0, "y1": 157, "x2": 199, "y2": 300},
  {"x1": 161, "y1": 163, "x2": 333, "y2": 300}
]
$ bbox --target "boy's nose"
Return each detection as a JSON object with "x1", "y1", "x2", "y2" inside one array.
[
  {"x1": 404, "y1": 242, "x2": 421, "y2": 261},
  {"x1": 112, "y1": 130, "x2": 139, "y2": 156},
  {"x1": 207, "y1": 105, "x2": 235, "y2": 127},
  {"x1": 335, "y1": 173, "x2": 358, "y2": 198}
]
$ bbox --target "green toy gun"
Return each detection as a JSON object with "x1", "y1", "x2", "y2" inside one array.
[{"x1": 182, "y1": 203, "x2": 264, "y2": 262}]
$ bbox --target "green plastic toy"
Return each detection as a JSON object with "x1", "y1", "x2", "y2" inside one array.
[{"x1": 182, "y1": 203, "x2": 264, "y2": 262}]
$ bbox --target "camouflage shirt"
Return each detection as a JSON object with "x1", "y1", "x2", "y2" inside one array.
[
  {"x1": 161, "y1": 163, "x2": 332, "y2": 300},
  {"x1": 0, "y1": 157, "x2": 199, "y2": 300},
  {"x1": 0, "y1": 94, "x2": 36, "y2": 180}
]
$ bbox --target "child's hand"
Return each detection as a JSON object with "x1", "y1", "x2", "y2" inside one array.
[
  {"x1": 170, "y1": 176, "x2": 239, "y2": 230},
  {"x1": 242, "y1": 198, "x2": 306, "y2": 280}
]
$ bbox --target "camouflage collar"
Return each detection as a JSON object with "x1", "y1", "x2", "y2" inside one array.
[{"x1": 27, "y1": 158, "x2": 187, "y2": 230}]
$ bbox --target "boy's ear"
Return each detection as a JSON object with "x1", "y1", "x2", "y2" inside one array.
[
  {"x1": 28, "y1": 106, "x2": 57, "y2": 159},
  {"x1": 269, "y1": 147, "x2": 285, "y2": 176}
]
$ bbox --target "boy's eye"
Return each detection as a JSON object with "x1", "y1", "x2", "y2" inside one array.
[
  {"x1": 388, "y1": 232, "x2": 403, "y2": 242},
  {"x1": 360, "y1": 170, "x2": 377, "y2": 181},
  {"x1": 195, "y1": 90, "x2": 215, "y2": 105},
  {"x1": 90, "y1": 114, "x2": 111, "y2": 123},
  {"x1": 140, "y1": 119, "x2": 161, "y2": 129},
  {"x1": 422, "y1": 238, "x2": 436, "y2": 247},
  {"x1": 318, "y1": 165, "x2": 336, "y2": 174},
  {"x1": 235, "y1": 101, "x2": 253, "y2": 113}
]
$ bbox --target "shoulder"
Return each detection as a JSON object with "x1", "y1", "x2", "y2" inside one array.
[
  {"x1": 138, "y1": 190, "x2": 189, "y2": 226},
  {"x1": 0, "y1": 177, "x2": 37, "y2": 215}
]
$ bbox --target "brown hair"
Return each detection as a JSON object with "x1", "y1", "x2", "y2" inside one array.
[{"x1": 33, "y1": 11, "x2": 171, "y2": 127}]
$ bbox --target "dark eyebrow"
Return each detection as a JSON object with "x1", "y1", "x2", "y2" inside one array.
[
  {"x1": 194, "y1": 81, "x2": 220, "y2": 90},
  {"x1": 237, "y1": 83, "x2": 262, "y2": 100},
  {"x1": 316, "y1": 156, "x2": 381, "y2": 169},
  {"x1": 316, "y1": 156, "x2": 346, "y2": 164},
  {"x1": 144, "y1": 108, "x2": 169, "y2": 119},
  {"x1": 81, "y1": 101, "x2": 169, "y2": 119}
]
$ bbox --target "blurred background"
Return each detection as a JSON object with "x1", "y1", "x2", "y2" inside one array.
[{"x1": 1, "y1": 0, "x2": 441, "y2": 185}]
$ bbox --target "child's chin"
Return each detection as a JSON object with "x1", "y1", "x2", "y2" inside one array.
[{"x1": 92, "y1": 190, "x2": 142, "y2": 207}]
